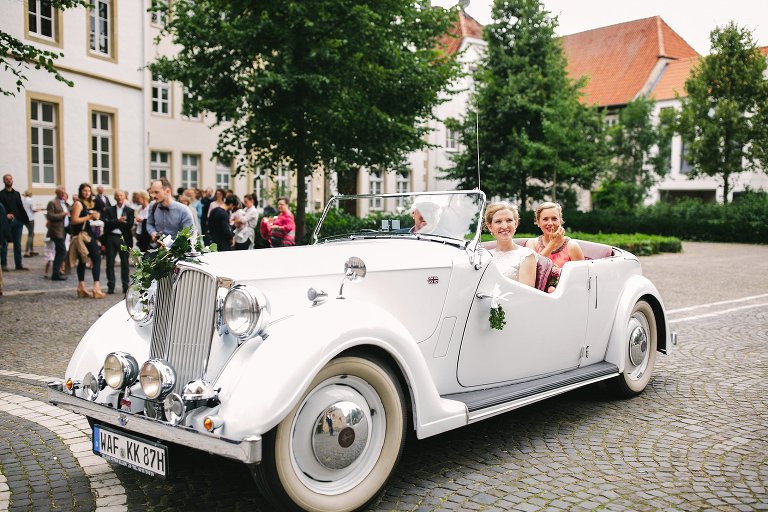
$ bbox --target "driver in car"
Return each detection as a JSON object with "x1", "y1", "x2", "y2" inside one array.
[{"x1": 410, "y1": 201, "x2": 441, "y2": 234}]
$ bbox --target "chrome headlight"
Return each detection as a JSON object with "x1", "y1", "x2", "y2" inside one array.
[
  {"x1": 163, "y1": 393, "x2": 185, "y2": 425},
  {"x1": 222, "y1": 285, "x2": 270, "y2": 338},
  {"x1": 125, "y1": 284, "x2": 154, "y2": 324},
  {"x1": 82, "y1": 371, "x2": 101, "y2": 401},
  {"x1": 140, "y1": 359, "x2": 176, "y2": 400},
  {"x1": 103, "y1": 352, "x2": 139, "y2": 390}
]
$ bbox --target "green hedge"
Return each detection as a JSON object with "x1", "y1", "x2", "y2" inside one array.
[
  {"x1": 541, "y1": 190, "x2": 768, "y2": 244},
  {"x1": 479, "y1": 232, "x2": 681, "y2": 256}
]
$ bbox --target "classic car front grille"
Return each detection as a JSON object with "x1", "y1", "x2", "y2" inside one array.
[{"x1": 149, "y1": 270, "x2": 218, "y2": 393}]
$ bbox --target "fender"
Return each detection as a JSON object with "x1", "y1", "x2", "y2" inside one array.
[
  {"x1": 604, "y1": 274, "x2": 670, "y2": 370},
  {"x1": 212, "y1": 298, "x2": 468, "y2": 441},
  {"x1": 64, "y1": 301, "x2": 150, "y2": 381}
]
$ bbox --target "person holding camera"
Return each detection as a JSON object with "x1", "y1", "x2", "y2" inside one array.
[{"x1": 147, "y1": 178, "x2": 195, "y2": 242}]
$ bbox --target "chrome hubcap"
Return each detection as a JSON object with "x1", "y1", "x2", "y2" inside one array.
[
  {"x1": 311, "y1": 400, "x2": 369, "y2": 470},
  {"x1": 289, "y1": 375, "x2": 386, "y2": 495},
  {"x1": 626, "y1": 312, "x2": 651, "y2": 380}
]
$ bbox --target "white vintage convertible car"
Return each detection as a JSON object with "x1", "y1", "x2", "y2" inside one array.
[{"x1": 49, "y1": 190, "x2": 674, "y2": 512}]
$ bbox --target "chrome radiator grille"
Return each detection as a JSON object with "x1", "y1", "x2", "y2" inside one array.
[{"x1": 149, "y1": 270, "x2": 218, "y2": 392}]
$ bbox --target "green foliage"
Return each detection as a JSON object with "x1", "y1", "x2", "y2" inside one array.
[
  {"x1": 597, "y1": 97, "x2": 672, "y2": 212},
  {"x1": 128, "y1": 227, "x2": 217, "y2": 298},
  {"x1": 303, "y1": 209, "x2": 412, "y2": 243},
  {"x1": 443, "y1": 0, "x2": 607, "y2": 210},
  {"x1": 549, "y1": 190, "x2": 768, "y2": 244},
  {"x1": 0, "y1": 1, "x2": 87, "y2": 96},
  {"x1": 150, "y1": 0, "x2": 461, "y2": 243},
  {"x1": 677, "y1": 22, "x2": 768, "y2": 203},
  {"x1": 489, "y1": 305, "x2": 506, "y2": 330},
  {"x1": 478, "y1": 232, "x2": 682, "y2": 255}
]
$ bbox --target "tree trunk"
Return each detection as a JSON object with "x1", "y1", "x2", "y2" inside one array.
[
  {"x1": 722, "y1": 170, "x2": 731, "y2": 205},
  {"x1": 295, "y1": 133, "x2": 307, "y2": 245}
]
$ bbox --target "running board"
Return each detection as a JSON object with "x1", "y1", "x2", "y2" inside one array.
[{"x1": 444, "y1": 362, "x2": 619, "y2": 423}]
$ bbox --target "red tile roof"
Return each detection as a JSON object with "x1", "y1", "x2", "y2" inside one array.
[
  {"x1": 649, "y1": 56, "x2": 699, "y2": 101},
  {"x1": 560, "y1": 16, "x2": 699, "y2": 107},
  {"x1": 438, "y1": 10, "x2": 484, "y2": 56}
]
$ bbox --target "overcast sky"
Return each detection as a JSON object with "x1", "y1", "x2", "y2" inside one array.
[{"x1": 434, "y1": 0, "x2": 768, "y2": 55}]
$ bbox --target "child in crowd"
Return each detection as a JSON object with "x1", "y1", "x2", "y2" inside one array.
[{"x1": 232, "y1": 211, "x2": 254, "y2": 250}]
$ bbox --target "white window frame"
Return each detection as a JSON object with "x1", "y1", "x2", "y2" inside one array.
[
  {"x1": 181, "y1": 154, "x2": 199, "y2": 189},
  {"x1": 215, "y1": 160, "x2": 231, "y2": 189},
  {"x1": 28, "y1": 0, "x2": 56, "y2": 41},
  {"x1": 445, "y1": 127, "x2": 459, "y2": 151},
  {"x1": 151, "y1": 76, "x2": 171, "y2": 116},
  {"x1": 150, "y1": 151, "x2": 170, "y2": 181},
  {"x1": 369, "y1": 170, "x2": 383, "y2": 210},
  {"x1": 90, "y1": 110, "x2": 113, "y2": 187},
  {"x1": 395, "y1": 171, "x2": 410, "y2": 209},
  {"x1": 274, "y1": 164, "x2": 289, "y2": 197},
  {"x1": 150, "y1": 0, "x2": 167, "y2": 27},
  {"x1": 30, "y1": 100, "x2": 58, "y2": 187},
  {"x1": 89, "y1": 0, "x2": 113, "y2": 57},
  {"x1": 182, "y1": 87, "x2": 201, "y2": 121}
]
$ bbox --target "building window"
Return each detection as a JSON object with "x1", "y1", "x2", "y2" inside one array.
[
  {"x1": 304, "y1": 175, "x2": 313, "y2": 212},
  {"x1": 151, "y1": 76, "x2": 170, "y2": 116},
  {"x1": 445, "y1": 128, "x2": 459, "y2": 151},
  {"x1": 273, "y1": 164, "x2": 289, "y2": 197},
  {"x1": 30, "y1": 99, "x2": 58, "y2": 187},
  {"x1": 181, "y1": 154, "x2": 199, "y2": 189},
  {"x1": 90, "y1": 110, "x2": 113, "y2": 187},
  {"x1": 369, "y1": 170, "x2": 383, "y2": 210},
  {"x1": 28, "y1": 0, "x2": 57, "y2": 41},
  {"x1": 150, "y1": 0, "x2": 167, "y2": 26},
  {"x1": 395, "y1": 171, "x2": 410, "y2": 209},
  {"x1": 150, "y1": 151, "x2": 170, "y2": 181},
  {"x1": 216, "y1": 160, "x2": 231, "y2": 189},
  {"x1": 680, "y1": 141, "x2": 693, "y2": 174},
  {"x1": 89, "y1": 0, "x2": 113, "y2": 57},
  {"x1": 182, "y1": 87, "x2": 201, "y2": 120}
]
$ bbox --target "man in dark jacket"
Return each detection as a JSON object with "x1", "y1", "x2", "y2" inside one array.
[
  {"x1": 46, "y1": 186, "x2": 70, "y2": 281},
  {"x1": 208, "y1": 195, "x2": 237, "y2": 250},
  {"x1": 0, "y1": 201, "x2": 10, "y2": 294},
  {"x1": 0, "y1": 174, "x2": 30, "y2": 271},
  {"x1": 103, "y1": 190, "x2": 134, "y2": 294}
]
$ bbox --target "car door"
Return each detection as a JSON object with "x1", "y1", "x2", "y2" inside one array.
[{"x1": 457, "y1": 256, "x2": 590, "y2": 387}]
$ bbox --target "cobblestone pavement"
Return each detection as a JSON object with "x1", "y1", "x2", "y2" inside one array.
[{"x1": 0, "y1": 243, "x2": 767, "y2": 511}]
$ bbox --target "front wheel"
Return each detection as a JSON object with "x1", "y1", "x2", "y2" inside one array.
[
  {"x1": 254, "y1": 355, "x2": 407, "y2": 512},
  {"x1": 608, "y1": 300, "x2": 658, "y2": 398}
]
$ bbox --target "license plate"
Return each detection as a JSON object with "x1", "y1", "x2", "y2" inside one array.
[{"x1": 92, "y1": 424, "x2": 168, "y2": 477}]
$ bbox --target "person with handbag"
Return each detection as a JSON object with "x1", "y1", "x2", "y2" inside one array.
[{"x1": 68, "y1": 183, "x2": 105, "y2": 298}]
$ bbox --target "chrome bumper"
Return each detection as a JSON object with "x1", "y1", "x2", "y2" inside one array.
[{"x1": 48, "y1": 385, "x2": 262, "y2": 465}]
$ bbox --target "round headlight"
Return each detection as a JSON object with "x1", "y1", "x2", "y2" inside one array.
[
  {"x1": 222, "y1": 285, "x2": 270, "y2": 338},
  {"x1": 125, "y1": 284, "x2": 153, "y2": 324},
  {"x1": 140, "y1": 359, "x2": 176, "y2": 400},
  {"x1": 103, "y1": 352, "x2": 139, "y2": 390},
  {"x1": 82, "y1": 372, "x2": 99, "y2": 401},
  {"x1": 163, "y1": 393, "x2": 185, "y2": 425}
]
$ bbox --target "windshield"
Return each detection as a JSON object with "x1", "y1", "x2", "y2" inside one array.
[{"x1": 313, "y1": 191, "x2": 486, "y2": 246}]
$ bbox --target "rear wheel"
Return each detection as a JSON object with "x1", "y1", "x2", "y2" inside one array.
[
  {"x1": 254, "y1": 355, "x2": 406, "y2": 512},
  {"x1": 608, "y1": 300, "x2": 657, "y2": 398}
]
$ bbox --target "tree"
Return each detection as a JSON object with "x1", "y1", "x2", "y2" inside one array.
[
  {"x1": 677, "y1": 22, "x2": 768, "y2": 204},
  {"x1": 443, "y1": 0, "x2": 606, "y2": 211},
  {"x1": 593, "y1": 97, "x2": 673, "y2": 212},
  {"x1": 150, "y1": 0, "x2": 460, "y2": 242},
  {"x1": 1, "y1": 0, "x2": 86, "y2": 97}
]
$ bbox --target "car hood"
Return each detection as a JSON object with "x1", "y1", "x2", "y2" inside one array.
[{"x1": 184, "y1": 239, "x2": 460, "y2": 343}]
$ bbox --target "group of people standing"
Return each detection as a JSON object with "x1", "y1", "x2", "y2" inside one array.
[{"x1": 0, "y1": 173, "x2": 296, "y2": 298}]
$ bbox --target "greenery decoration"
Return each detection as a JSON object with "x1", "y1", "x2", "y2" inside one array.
[
  {"x1": 123, "y1": 227, "x2": 216, "y2": 298},
  {"x1": 489, "y1": 305, "x2": 506, "y2": 331}
]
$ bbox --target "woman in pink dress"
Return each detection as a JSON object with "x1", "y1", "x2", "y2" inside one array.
[{"x1": 525, "y1": 201, "x2": 584, "y2": 268}]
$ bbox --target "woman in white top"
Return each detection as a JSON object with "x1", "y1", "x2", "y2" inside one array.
[{"x1": 485, "y1": 201, "x2": 536, "y2": 287}]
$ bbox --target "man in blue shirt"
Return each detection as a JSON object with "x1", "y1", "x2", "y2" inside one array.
[{"x1": 147, "y1": 178, "x2": 195, "y2": 242}]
